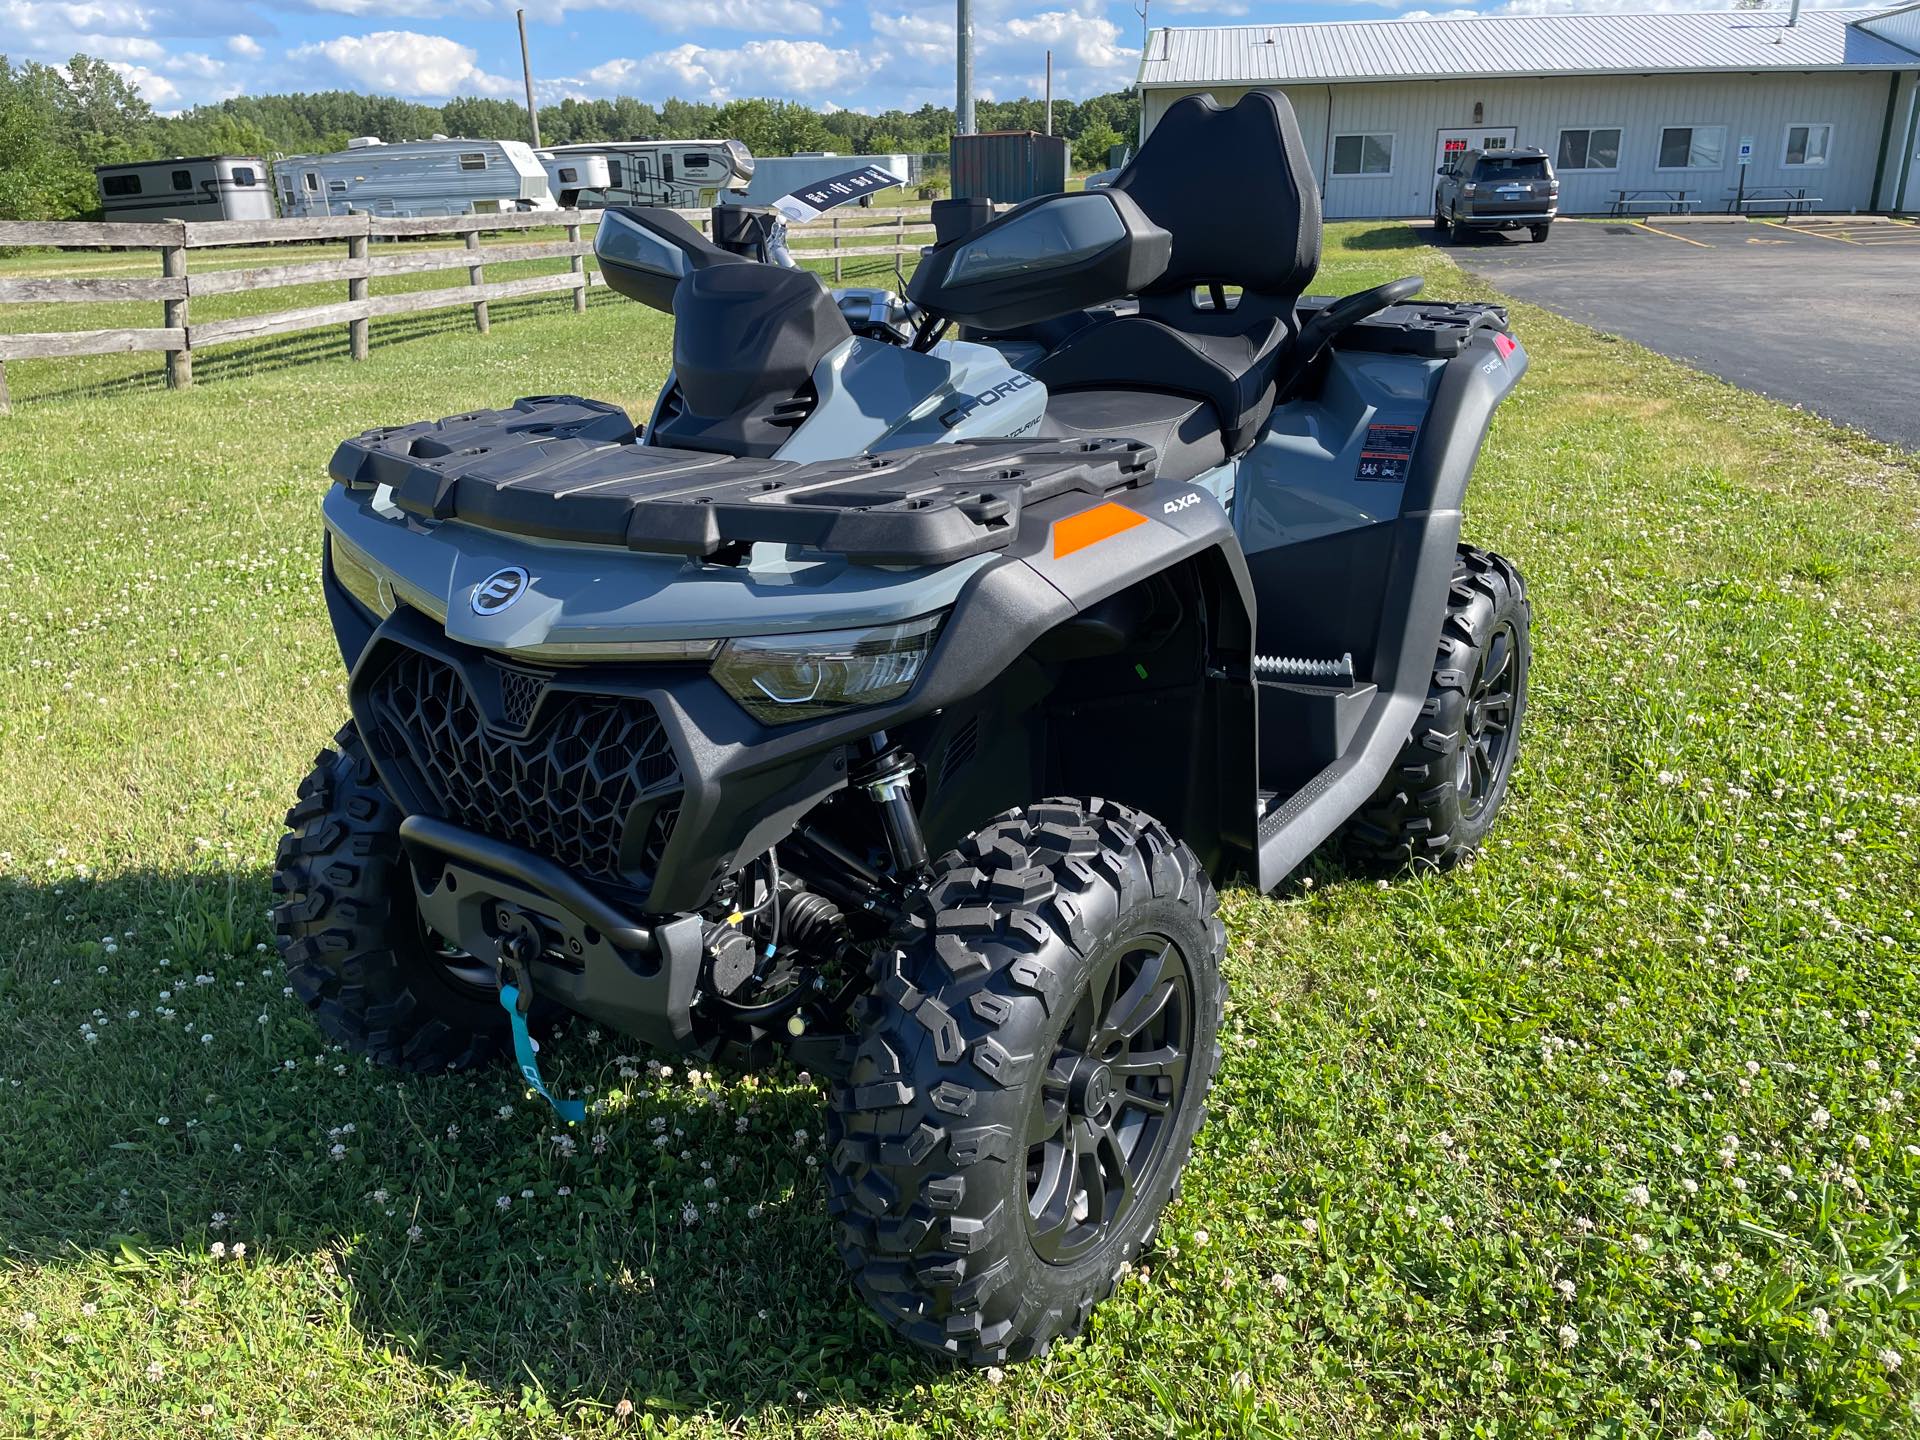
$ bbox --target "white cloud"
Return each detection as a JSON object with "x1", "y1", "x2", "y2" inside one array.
[
  {"x1": 566, "y1": 38, "x2": 870, "y2": 101},
  {"x1": 289, "y1": 29, "x2": 517, "y2": 96},
  {"x1": 1003, "y1": 10, "x2": 1131, "y2": 72},
  {"x1": 228, "y1": 33, "x2": 263, "y2": 57},
  {"x1": 529, "y1": 0, "x2": 836, "y2": 34},
  {"x1": 105, "y1": 60, "x2": 180, "y2": 105}
]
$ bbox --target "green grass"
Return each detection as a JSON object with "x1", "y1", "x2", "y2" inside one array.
[{"x1": 2, "y1": 222, "x2": 1918, "y2": 1437}]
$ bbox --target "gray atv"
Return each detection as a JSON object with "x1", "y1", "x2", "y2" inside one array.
[{"x1": 275, "y1": 92, "x2": 1531, "y2": 1365}]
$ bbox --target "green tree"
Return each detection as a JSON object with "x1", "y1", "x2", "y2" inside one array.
[{"x1": 1072, "y1": 120, "x2": 1123, "y2": 172}]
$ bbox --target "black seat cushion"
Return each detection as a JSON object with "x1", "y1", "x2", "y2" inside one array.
[
  {"x1": 1038, "y1": 388, "x2": 1227, "y2": 485},
  {"x1": 1027, "y1": 92, "x2": 1323, "y2": 456}
]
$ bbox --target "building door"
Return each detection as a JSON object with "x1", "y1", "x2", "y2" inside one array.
[{"x1": 1436, "y1": 127, "x2": 1518, "y2": 174}]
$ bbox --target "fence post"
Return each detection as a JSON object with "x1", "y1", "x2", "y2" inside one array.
[
  {"x1": 465, "y1": 229, "x2": 490, "y2": 334},
  {"x1": 163, "y1": 242, "x2": 191, "y2": 389},
  {"x1": 566, "y1": 221, "x2": 586, "y2": 314},
  {"x1": 0, "y1": 359, "x2": 10, "y2": 417},
  {"x1": 347, "y1": 228, "x2": 369, "y2": 361},
  {"x1": 832, "y1": 215, "x2": 842, "y2": 283}
]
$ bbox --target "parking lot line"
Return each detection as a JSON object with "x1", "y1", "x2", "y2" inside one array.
[
  {"x1": 1768, "y1": 221, "x2": 1864, "y2": 245},
  {"x1": 1636, "y1": 220, "x2": 1712, "y2": 248}
]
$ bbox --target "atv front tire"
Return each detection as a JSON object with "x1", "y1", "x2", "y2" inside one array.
[
  {"x1": 1345, "y1": 545, "x2": 1529, "y2": 868},
  {"x1": 274, "y1": 724, "x2": 510, "y2": 1071},
  {"x1": 827, "y1": 798, "x2": 1225, "y2": 1365}
]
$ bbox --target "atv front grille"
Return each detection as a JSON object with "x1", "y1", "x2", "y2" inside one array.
[{"x1": 364, "y1": 648, "x2": 681, "y2": 891}]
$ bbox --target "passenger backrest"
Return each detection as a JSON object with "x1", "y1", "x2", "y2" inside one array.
[{"x1": 1110, "y1": 92, "x2": 1322, "y2": 301}]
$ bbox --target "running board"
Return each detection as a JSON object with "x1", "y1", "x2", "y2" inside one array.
[{"x1": 1254, "y1": 684, "x2": 1425, "y2": 889}]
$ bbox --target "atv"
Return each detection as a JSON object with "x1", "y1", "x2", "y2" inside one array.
[{"x1": 275, "y1": 92, "x2": 1531, "y2": 1365}]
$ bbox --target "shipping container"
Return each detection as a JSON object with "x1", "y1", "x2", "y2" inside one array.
[{"x1": 950, "y1": 131, "x2": 1070, "y2": 204}]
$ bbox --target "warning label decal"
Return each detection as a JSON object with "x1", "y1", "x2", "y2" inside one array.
[{"x1": 1357, "y1": 423, "x2": 1417, "y2": 483}]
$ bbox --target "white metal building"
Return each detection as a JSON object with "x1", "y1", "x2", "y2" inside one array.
[{"x1": 1136, "y1": 6, "x2": 1920, "y2": 218}]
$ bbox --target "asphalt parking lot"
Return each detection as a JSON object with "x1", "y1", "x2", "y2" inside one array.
[{"x1": 1443, "y1": 216, "x2": 1920, "y2": 449}]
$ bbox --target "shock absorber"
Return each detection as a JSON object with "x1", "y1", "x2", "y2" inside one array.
[{"x1": 853, "y1": 730, "x2": 929, "y2": 878}]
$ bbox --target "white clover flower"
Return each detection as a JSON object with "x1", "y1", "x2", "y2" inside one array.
[
  {"x1": 1627, "y1": 1184, "x2": 1651, "y2": 1208},
  {"x1": 1811, "y1": 1307, "x2": 1831, "y2": 1338},
  {"x1": 406, "y1": 1225, "x2": 424, "y2": 1243},
  {"x1": 520, "y1": 1189, "x2": 534, "y2": 1200},
  {"x1": 495, "y1": 1195, "x2": 511, "y2": 1211},
  {"x1": 1809, "y1": 1106, "x2": 1831, "y2": 1130},
  {"x1": 371, "y1": 1189, "x2": 389, "y2": 1205},
  {"x1": 1555, "y1": 1278, "x2": 1575, "y2": 1300},
  {"x1": 1665, "y1": 1068, "x2": 1687, "y2": 1088},
  {"x1": 1629, "y1": 1234, "x2": 1652, "y2": 1254},
  {"x1": 1878, "y1": 1348, "x2": 1902, "y2": 1373},
  {"x1": 231, "y1": 1243, "x2": 244, "y2": 1260},
  {"x1": 210, "y1": 1242, "x2": 225, "y2": 1259},
  {"x1": 681, "y1": 1202, "x2": 699, "y2": 1226},
  {"x1": 146, "y1": 1361, "x2": 164, "y2": 1382},
  {"x1": 1557, "y1": 1323, "x2": 1579, "y2": 1350},
  {"x1": 1681, "y1": 1178, "x2": 1699, "y2": 1196}
]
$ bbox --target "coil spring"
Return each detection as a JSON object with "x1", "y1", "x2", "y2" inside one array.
[{"x1": 1254, "y1": 652, "x2": 1355, "y2": 681}]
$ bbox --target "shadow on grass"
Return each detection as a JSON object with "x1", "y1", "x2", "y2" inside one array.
[
  {"x1": 0, "y1": 863, "x2": 930, "y2": 1416},
  {"x1": 5, "y1": 297, "x2": 602, "y2": 410},
  {"x1": 1337, "y1": 223, "x2": 1431, "y2": 252}
]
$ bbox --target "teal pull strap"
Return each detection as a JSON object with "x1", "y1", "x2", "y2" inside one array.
[{"x1": 499, "y1": 983, "x2": 585, "y2": 1124}]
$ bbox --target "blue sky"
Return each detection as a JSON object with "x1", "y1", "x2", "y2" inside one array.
[{"x1": 4, "y1": 0, "x2": 1867, "y2": 115}]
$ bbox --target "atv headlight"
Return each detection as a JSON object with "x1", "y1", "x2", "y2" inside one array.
[
  {"x1": 328, "y1": 536, "x2": 395, "y2": 618},
  {"x1": 711, "y1": 614, "x2": 943, "y2": 725}
]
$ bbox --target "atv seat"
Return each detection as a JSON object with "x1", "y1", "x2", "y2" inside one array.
[
  {"x1": 1028, "y1": 92, "x2": 1323, "y2": 458},
  {"x1": 1037, "y1": 389, "x2": 1225, "y2": 484}
]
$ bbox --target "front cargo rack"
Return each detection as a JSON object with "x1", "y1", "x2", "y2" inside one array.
[{"x1": 330, "y1": 395, "x2": 1159, "y2": 568}]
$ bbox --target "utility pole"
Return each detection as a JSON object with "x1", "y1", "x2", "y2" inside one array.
[
  {"x1": 1044, "y1": 50, "x2": 1053, "y2": 135},
  {"x1": 956, "y1": 0, "x2": 975, "y2": 135},
  {"x1": 517, "y1": 9, "x2": 542, "y2": 148},
  {"x1": 1135, "y1": 0, "x2": 1150, "y2": 46}
]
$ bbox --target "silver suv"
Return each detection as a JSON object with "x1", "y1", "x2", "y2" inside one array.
[{"x1": 1435, "y1": 147, "x2": 1559, "y2": 243}]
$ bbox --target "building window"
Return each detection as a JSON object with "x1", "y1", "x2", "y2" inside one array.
[
  {"x1": 1556, "y1": 127, "x2": 1621, "y2": 172},
  {"x1": 1657, "y1": 125, "x2": 1726, "y2": 171},
  {"x1": 102, "y1": 173, "x2": 142, "y2": 196},
  {"x1": 171, "y1": 169, "x2": 193, "y2": 191},
  {"x1": 558, "y1": 167, "x2": 578, "y2": 183},
  {"x1": 607, "y1": 159, "x2": 625, "y2": 187},
  {"x1": 1783, "y1": 123, "x2": 1832, "y2": 168},
  {"x1": 682, "y1": 151, "x2": 710, "y2": 170},
  {"x1": 232, "y1": 167, "x2": 257, "y2": 186},
  {"x1": 459, "y1": 152, "x2": 488, "y2": 171},
  {"x1": 1331, "y1": 132, "x2": 1394, "y2": 177},
  {"x1": 328, "y1": 180, "x2": 347, "y2": 193},
  {"x1": 304, "y1": 172, "x2": 321, "y2": 192}
]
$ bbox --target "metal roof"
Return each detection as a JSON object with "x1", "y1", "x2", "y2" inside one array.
[{"x1": 1138, "y1": 8, "x2": 1920, "y2": 88}]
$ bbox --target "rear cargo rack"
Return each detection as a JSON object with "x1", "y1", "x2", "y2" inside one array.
[{"x1": 330, "y1": 395, "x2": 1158, "y2": 567}]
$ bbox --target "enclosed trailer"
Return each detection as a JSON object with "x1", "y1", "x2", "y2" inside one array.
[
  {"x1": 95, "y1": 156, "x2": 275, "y2": 223},
  {"x1": 276, "y1": 137, "x2": 556, "y2": 219},
  {"x1": 543, "y1": 140, "x2": 754, "y2": 209}
]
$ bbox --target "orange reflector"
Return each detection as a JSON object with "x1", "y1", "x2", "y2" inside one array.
[{"x1": 1052, "y1": 501, "x2": 1146, "y2": 559}]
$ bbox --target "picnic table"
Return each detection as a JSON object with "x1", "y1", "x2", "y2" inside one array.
[
  {"x1": 1610, "y1": 188, "x2": 1696, "y2": 216},
  {"x1": 1724, "y1": 187, "x2": 1821, "y2": 215}
]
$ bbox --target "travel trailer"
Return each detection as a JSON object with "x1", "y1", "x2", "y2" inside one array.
[
  {"x1": 536, "y1": 150, "x2": 612, "y2": 208},
  {"x1": 276, "y1": 137, "x2": 556, "y2": 219},
  {"x1": 95, "y1": 156, "x2": 276, "y2": 223},
  {"x1": 542, "y1": 140, "x2": 753, "y2": 209}
]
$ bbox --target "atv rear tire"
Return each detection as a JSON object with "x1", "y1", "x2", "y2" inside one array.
[
  {"x1": 274, "y1": 723, "x2": 510, "y2": 1072},
  {"x1": 827, "y1": 798, "x2": 1225, "y2": 1365},
  {"x1": 1345, "y1": 545, "x2": 1529, "y2": 869}
]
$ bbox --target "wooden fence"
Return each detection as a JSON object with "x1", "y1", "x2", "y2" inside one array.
[{"x1": 0, "y1": 205, "x2": 936, "y2": 414}]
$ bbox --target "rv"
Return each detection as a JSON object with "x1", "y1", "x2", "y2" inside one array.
[
  {"x1": 95, "y1": 156, "x2": 276, "y2": 223},
  {"x1": 536, "y1": 150, "x2": 612, "y2": 208},
  {"x1": 276, "y1": 137, "x2": 556, "y2": 219},
  {"x1": 718, "y1": 153, "x2": 914, "y2": 210},
  {"x1": 543, "y1": 140, "x2": 754, "y2": 210}
]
